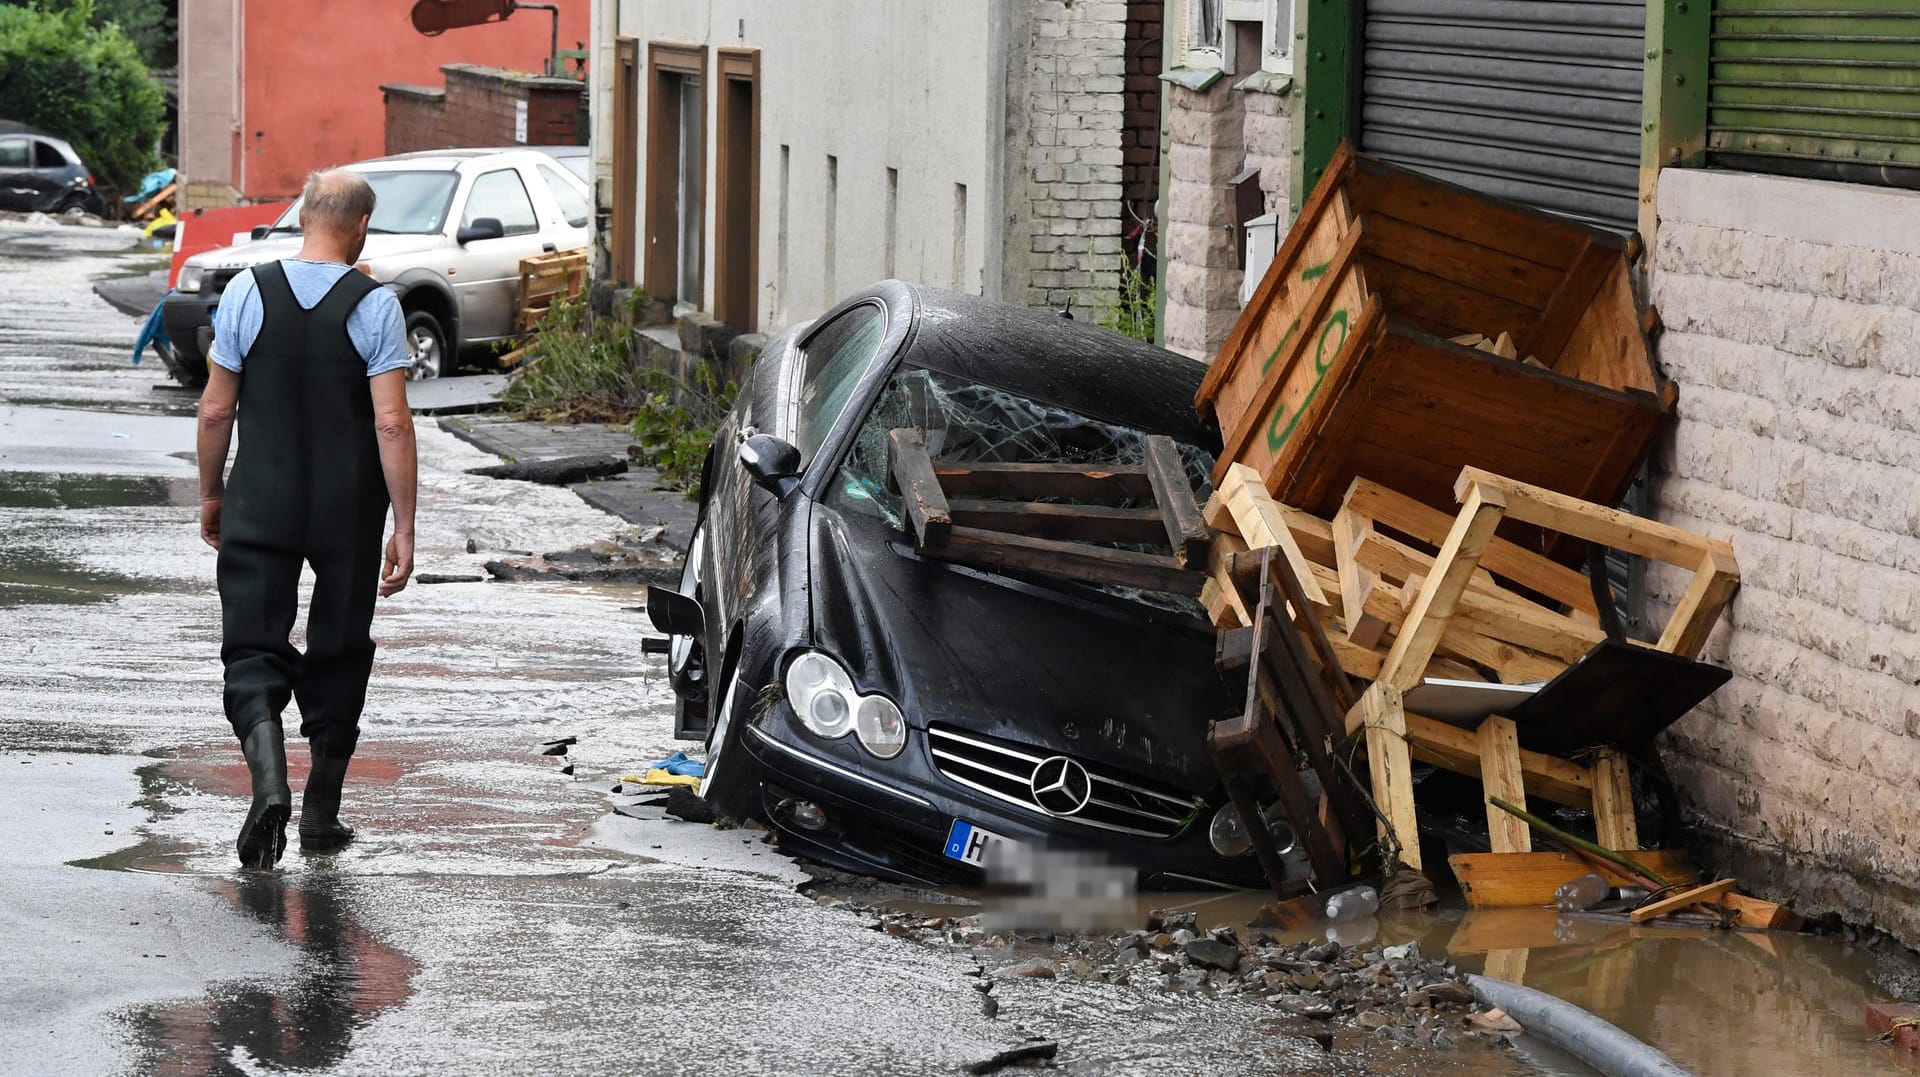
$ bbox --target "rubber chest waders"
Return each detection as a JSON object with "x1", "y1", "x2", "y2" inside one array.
[{"x1": 217, "y1": 260, "x2": 388, "y2": 755}]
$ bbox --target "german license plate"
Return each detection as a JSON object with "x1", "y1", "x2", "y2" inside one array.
[{"x1": 943, "y1": 819, "x2": 1015, "y2": 867}]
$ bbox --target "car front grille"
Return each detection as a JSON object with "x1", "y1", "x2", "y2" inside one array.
[
  {"x1": 926, "y1": 724, "x2": 1202, "y2": 838},
  {"x1": 207, "y1": 269, "x2": 242, "y2": 299}
]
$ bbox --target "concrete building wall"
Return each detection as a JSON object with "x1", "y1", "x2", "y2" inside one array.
[
  {"x1": 1161, "y1": 79, "x2": 1292, "y2": 361},
  {"x1": 179, "y1": 0, "x2": 588, "y2": 204},
  {"x1": 1645, "y1": 165, "x2": 1920, "y2": 944},
  {"x1": 178, "y1": 0, "x2": 240, "y2": 209},
  {"x1": 603, "y1": 0, "x2": 997, "y2": 330}
]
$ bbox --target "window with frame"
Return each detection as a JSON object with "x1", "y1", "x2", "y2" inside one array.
[
  {"x1": 0, "y1": 140, "x2": 28, "y2": 168},
  {"x1": 795, "y1": 302, "x2": 887, "y2": 465},
  {"x1": 1224, "y1": 0, "x2": 1294, "y2": 75},
  {"x1": 1186, "y1": 0, "x2": 1223, "y2": 65},
  {"x1": 461, "y1": 169, "x2": 540, "y2": 237},
  {"x1": 33, "y1": 141, "x2": 66, "y2": 168}
]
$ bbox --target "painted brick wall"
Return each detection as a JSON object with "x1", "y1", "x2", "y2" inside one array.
[
  {"x1": 383, "y1": 65, "x2": 586, "y2": 156},
  {"x1": 1162, "y1": 79, "x2": 1292, "y2": 361},
  {"x1": 1022, "y1": 0, "x2": 1130, "y2": 315},
  {"x1": 1646, "y1": 166, "x2": 1920, "y2": 944}
]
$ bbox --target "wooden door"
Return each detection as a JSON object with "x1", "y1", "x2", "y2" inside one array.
[
  {"x1": 611, "y1": 37, "x2": 639, "y2": 285},
  {"x1": 645, "y1": 43, "x2": 707, "y2": 307},
  {"x1": 714, "y1": 48, "x2": 760, "y2": 332}
]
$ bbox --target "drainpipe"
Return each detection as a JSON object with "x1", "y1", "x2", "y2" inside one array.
[{"x1": 514, "y1": 1, "x2": 561, "y2": 76}]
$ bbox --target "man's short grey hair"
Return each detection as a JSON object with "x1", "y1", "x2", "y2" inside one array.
[{"x1": 300, "y1": 169, "x2": 376, "y2": 230}]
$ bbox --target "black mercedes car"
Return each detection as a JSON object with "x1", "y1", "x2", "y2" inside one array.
[{"x1": 648, "y1": 282, "x2": 1307, "y2": 891}]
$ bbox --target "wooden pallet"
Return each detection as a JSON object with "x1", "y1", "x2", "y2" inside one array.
[
  {"x1": 514, "y1": 247, "x2": 589, "y2": 334},
  {"x1": 886, "y1": 428, "x2": 1210, "y2": 594},
  {"x1": 1201, "y1": 465, "x2": 1739, "y2": 873}
]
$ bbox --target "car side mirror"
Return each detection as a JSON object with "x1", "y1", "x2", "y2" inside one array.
[
  {"x1": 249, "y1": 225, "x2": 270, "y2": 241},
  {"x1": 456, "y1": 217, "x2": 505, "y2": 244},
  {"x1": 739, "y1": 433, "x2": 802, "y2": 498},
  {"x1": 645, "y1": 585, "x2": 705, "y2": 636}
]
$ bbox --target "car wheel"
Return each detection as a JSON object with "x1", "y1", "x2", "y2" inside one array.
[
  {"x1": 57, "y1": 195, "x2": 88, "y2": 218},
  {"x1": 405, "y1": 310, "x2": 450, "y2": 380},
  {"x1": 167, "y1": 345, "x2": 208, "y2": 390}
]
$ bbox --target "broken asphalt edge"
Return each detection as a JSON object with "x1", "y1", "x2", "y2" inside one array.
[{"x1": 1467, "y1": 974, "x2": 1692, "y2": 1077}]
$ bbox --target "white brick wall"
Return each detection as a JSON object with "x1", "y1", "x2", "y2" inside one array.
[
  {"x1": 1023, "y1": 0, "x2": 1130, "y2": 314},
  {"x1": 1648, "y1": 166, "x2": 1920, "y2": 943}
]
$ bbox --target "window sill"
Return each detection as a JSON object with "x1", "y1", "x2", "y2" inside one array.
[
  {"x1": 1160, "y1": 66, "x2": 1226, "y2": 92},
  {"x1": 1234, "y1": 70, "x2": 1294, "y2": 96}
]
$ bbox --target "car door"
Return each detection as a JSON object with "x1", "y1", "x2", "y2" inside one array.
[
  {"x1": 450, "y1": 166, "x2": 550, "y2": 341},
  {"x1": 0, "y1": 139, "x2": 32, "y2": 211},
  {"x1": 28, "y1": 140, "x2": 71, "y2": 210}
]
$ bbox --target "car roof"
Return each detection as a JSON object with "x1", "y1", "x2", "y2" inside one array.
[
  {"x1": 0, "y1": 120, "x2": 63, "y2": 144},
  {"x1": 354, "y1": 147, "x2": 585, "y2": 172},
  {"x1": 889, "y1": 283, "x2": 1219, "y2": 450}
]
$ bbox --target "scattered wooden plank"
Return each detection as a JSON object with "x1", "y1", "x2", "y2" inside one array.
[
  {"x1": 1144, "y1": 434, "x2": 1210, "y2": 568},
  {"x1": 1457, "y1": 466, "x2": 1726, "y2": 568},
  {"x1": 887, "y1": 429, "x2": 952, "y2": 548},
  {"x1": 132, "y1": 182, "x2": 177, "y2": 220},
  {"x1": 1343, "y1": 476, "x2": 1598, "y2": 616},
  {"x1": 1354, "y1": 681, "x2": 1420, "y2": 870},
  {"x1": 1218, "y1": 464, "x2": 1329, "y2": 606},
  {"x1": 946, "y1": 498, "x2": 1165, "y2": 545},
  {"x1": 1478, "y1": 716, "x2": 1530, "y2": 854},
  {"x1": 1333, "y1": 505, "x2": 1387, "y2": 648},
  {"x1": 1449, "y1": 850, "x2": 1699, "y2": 908},
  {"x1": 932, "y1": 461, "x2": 1153, "y2": 501},
  {"x1": 1655, "y1": 543, "x2": 1741, "y2": 659},
  {"x1": 1719, "y1": 891, "x2": 1804, "y2": 933},
  {"x1": 1590, "y1": 748, "x2": 1639, "y2": 852},
  {"x1": 1378, "y1": 482, "x2": 1507, "y2": 691},
  {"x1": 1628, "y1": 878, "x2": 1737, "y2": 924},
  {"x1": 929, "y1": 526, "x2": 1204, "y2": 594}
]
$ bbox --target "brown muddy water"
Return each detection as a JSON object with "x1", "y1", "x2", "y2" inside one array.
[{"x1": 860, "y1": 886, "x2": 1920, "y2": 1076}]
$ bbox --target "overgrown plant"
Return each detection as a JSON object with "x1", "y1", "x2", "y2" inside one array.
[
  {"x1": 1099, "y1": 260, "x2": 1159, "y2": 344},
  {"x1": 502, "y1": 296, "x2": 739, "y2": 497}
]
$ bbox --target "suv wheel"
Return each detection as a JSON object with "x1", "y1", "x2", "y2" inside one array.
[{"x1": 405, "y1": 310, "x2": 450, "y2": 380}]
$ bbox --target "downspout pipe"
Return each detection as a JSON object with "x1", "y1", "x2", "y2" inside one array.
[
  {"x1": 514, "y1": 1, "x2": 561, "y2": 76},
  {"x1": 1467, "y1": 974, "x2": 1694, "y2": 1077}
]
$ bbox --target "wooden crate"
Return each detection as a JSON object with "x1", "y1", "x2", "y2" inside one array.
[{"x1": 1196, "y1": 144, "x2": 1672, "y2": 561}]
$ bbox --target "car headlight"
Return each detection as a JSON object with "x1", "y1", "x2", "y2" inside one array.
[
  {"x1": 177, "y1": 265, "x2": 204, "y2": 294},
  {"x1": 854, "y1": 695, "x2": 907, "y2": 759},
  {"x1": 782, "y1": 650, "x2": 907, "y2": 758}
]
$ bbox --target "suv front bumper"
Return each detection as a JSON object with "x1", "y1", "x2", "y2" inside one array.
[{"x1": 159, "y1": 291, "x2": 217, "y2": 384}]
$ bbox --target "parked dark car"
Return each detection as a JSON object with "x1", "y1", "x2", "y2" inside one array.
[
  {"x1": 0, "y1": 123, "x2": 106, "y2": 216},
  {"x1": 648, "y1": 281, "x2": 1310, "y2": 891}
]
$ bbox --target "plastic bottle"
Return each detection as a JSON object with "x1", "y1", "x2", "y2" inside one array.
[
  {"x1": 1325, "y1": 885, "x2": 1379, "y2": 922},
  {"x1": 1554, "y1": 872, "x2": 1609, "y2": 911}
]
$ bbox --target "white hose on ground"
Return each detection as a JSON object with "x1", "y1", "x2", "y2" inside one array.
[{"x1": 1467, "y1": 973, "x2": 1693, "y2": 1077}]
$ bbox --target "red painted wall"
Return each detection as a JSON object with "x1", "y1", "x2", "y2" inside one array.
[{"x1": 237, "y1": 0, "x2": 589, "y2": 199}]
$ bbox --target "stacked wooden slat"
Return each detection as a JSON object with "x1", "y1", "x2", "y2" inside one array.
[{"x1": 512, "y1": 246, "x2": 589, "y2": 332}]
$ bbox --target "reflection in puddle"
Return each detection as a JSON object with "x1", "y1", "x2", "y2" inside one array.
[{"x1": 123, "y1": 874, "x2": 418, "y2": 1073}]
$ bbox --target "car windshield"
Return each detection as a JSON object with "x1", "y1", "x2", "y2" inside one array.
[
  {"x1": 833, "y1": 364, "x2": 1215, "y2": 609},
  {"x1": 264, "y1": 170, "x2": 460, "y2": 236}
]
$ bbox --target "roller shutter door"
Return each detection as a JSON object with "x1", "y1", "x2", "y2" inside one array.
[
  {"x1": 1708, "y1": 0, "x2": 1920, "y2": 188},
  {"x1": 1358, "y1": 0, "x2": 1648, "y2": 234}
]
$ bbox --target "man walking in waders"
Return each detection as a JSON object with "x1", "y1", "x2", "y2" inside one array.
[{"x1": 195, "y1": 169, "x2": 417, "y2": 869}]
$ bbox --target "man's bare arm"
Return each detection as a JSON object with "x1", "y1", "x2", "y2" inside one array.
[
  {"x1": 370, "y1": 370, "x2": 416, "y2": 597},
  {"x1": 196, "y1": 365, "x2": 243, "y2": 549}
]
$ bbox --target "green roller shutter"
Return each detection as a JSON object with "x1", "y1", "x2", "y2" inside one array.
[{"x1": 1709, "y1": 0, "x2": 1920, "y2": 186}]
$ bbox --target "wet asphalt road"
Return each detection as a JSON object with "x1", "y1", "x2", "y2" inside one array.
[{"x1": 0, "y1": 220, "x2": 1429, "y2": 1077}]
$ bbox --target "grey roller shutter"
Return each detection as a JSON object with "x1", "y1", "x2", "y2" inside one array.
[{"x1": 1358, "y1": 0, "x2": 1648, "y2": 234}]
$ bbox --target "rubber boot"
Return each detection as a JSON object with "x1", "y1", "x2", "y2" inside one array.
[
  {"x1": 236, "y1": 721, "x2": 292, "y2": 870},
  {"x1": 299, "y1": 735, "x2": 356, "y2": 852}
]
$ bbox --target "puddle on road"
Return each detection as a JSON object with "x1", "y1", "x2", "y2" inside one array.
[
  {"x1": 0, "y1": 544, "x2": 152, "y2": 607},
  {"x1": 117, "y1": 872, "x2": 420, "y2": 1073},
  {"x1": 860, "y1": 881, "x2": 1920, "y2": 1077},
  {"x1": 0, "y1": 471, "x2": 196, "y2": 509}
]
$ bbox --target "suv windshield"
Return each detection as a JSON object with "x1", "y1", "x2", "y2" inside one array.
[
  {"x1": 833, "y1": 365, "x2": 1215, "y2": 606},
  {"x1": 264, "y1": 170, "x2": 460, "y2": 236}
]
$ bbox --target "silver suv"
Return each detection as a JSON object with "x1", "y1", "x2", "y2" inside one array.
[{"x1": 160, "y1": 147, "x2": 590, "y2": 386}]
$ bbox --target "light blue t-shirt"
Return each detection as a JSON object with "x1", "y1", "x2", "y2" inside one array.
[{"x1": 208, "y1": 258, "x2": 412, "y2": 377}]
